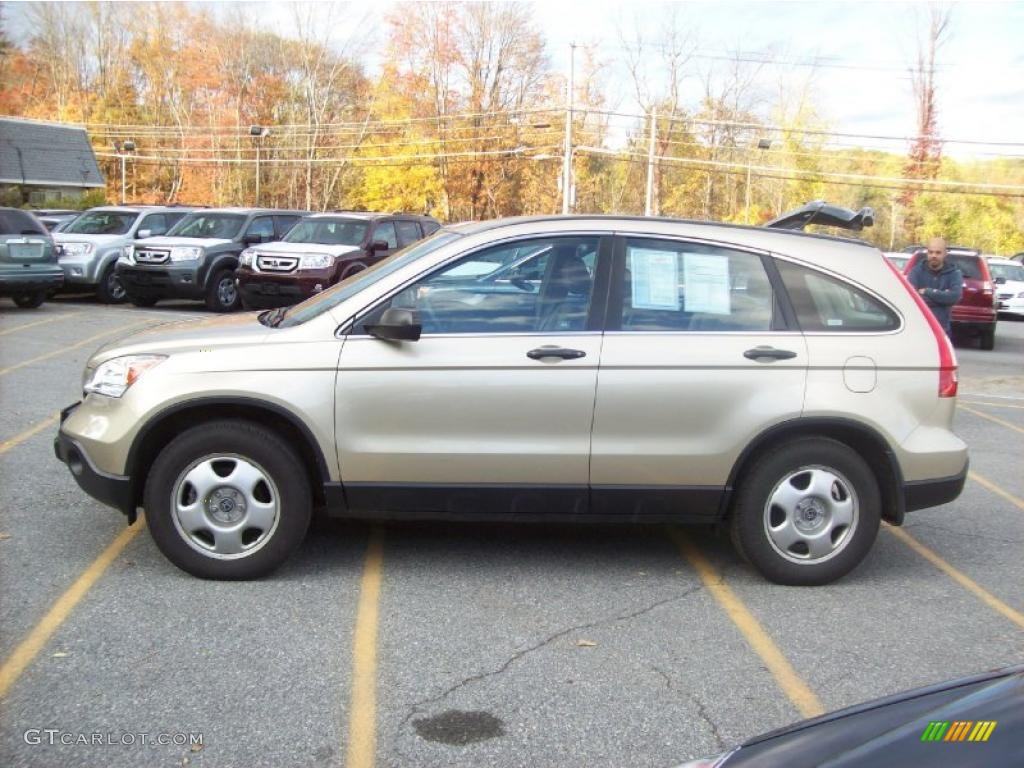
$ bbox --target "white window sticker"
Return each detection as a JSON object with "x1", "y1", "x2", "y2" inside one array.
[
  {"x1": 683, "y1": 253, "x2": 731, "y2": 315},
  {"x1": 629, "y1": 248, "x2": 680, "y2": 310}
]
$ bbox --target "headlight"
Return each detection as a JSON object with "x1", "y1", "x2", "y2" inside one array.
[
  {"x1": 1017, "y1": 291, "x2": 1024, "y2": 299},
  {"x1": 83, "y1": 355, "x2": 167, "y2": 398},
  {"x1": 239, "y1": 248, "x2": 255, "y2": 268},
  {"x1": 169, "y1": 246, "x2": 203, "y2": 262},
  {"x1": 118, "y1": 245, "x2": 135, "y2": 265},
  {"x1": 299, "y1": 253, "x2": 333, "y2": 270},
  {"x1": 61, "y1": 242, "x2": 94, "y2": 257}
]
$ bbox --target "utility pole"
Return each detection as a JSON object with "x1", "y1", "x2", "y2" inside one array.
[
  {"x1": 644, "y1": 109, "x2": 657, "y2": 216},
  {"x1": 745, "y1": 138, "x2": 772, "y2": 224},
  {"x1": 250, "y1": 125, "x2": 270, "y2": 206},
  {"x1": 561, "y1": 43, "x2": 576, "y2": 215}
]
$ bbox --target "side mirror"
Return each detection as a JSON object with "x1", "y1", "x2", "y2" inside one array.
[
  {"x1": 365, "y1": 307, "x2": 421, "y2": 342},
  {"x1": 993, "y1": 276, "x2": 1006, "y2": 285},
  {"x1": 244, "y1": 232, "x2": 271, "y2": 245},
  {"x1": 137, "y1": 229, "x2": 152, "y2": 240},
  {"x1": 369, "y1": 239, "x2": 390, "y2": 253}
]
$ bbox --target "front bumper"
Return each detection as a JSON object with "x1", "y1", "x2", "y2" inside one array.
[
  {"x1": 0, "y1": 268, "x2": 64, "y2": 295},
  {"x1": 995, "y1": 295, "x2": 1024, "y2": 316},
  {"x1": 118, "y1": 264, "x2": 204, "y2": 299},
  {"x1": 237, "y1": 269, "x2": 330, "y2": 308},
  {"x1": 54, "y1": 402, "x2": 136, "y2": 520}
]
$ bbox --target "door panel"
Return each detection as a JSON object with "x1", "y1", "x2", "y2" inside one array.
[
  {"x1": 590, "y1": 237, "x2": 808, "y2": 516},
  {"x1": 335, "y1": 234, "x2": 609, "y2": 515}
]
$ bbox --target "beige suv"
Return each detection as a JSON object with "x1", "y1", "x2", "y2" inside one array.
[{"x1": 55, "y1": 216, "x2": 968, "y2": 584}]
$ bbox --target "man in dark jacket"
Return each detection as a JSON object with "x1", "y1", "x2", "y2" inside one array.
[{"x1": 907, "y1": 237, "x2": 962, "y2": 336}]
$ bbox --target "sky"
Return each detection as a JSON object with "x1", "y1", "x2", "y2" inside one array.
[{"x1": 6, "y1": 0, "x2": 1023, "y2": 157}]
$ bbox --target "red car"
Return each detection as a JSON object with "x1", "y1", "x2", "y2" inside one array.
[{"x1": 904, "y1": 247, "x2": 997, "y2": 350}]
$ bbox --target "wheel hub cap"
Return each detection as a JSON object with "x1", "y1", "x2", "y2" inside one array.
[
  {"x1": 207, "y1": 486, "x2": 246, "y2": 524},
  {"x1": 763, "y1": 465, "x2": 859, "y2": 564}
]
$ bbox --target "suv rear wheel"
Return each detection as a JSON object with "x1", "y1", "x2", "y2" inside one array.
[
  {"x1": 144, "y1": 420, "x2": 312, "y2": 579},
  {"x1": 979, "y1": 326, "x2": 995, "y2": 350},
  {"x1": 206, "y1": 269, "x2": 240, "y2": 312},
  {"x1": 730, "y1": 438, "x2": 880, "y2": 586}
]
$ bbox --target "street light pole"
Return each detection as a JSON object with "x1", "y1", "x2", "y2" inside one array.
[
  {"x1": 114, "y1": 140, "x2": 135, "y2": 204},
  {"x1": 561, "y1": 43, "x2": 576, "y2": 215},
  {"x1": 745, "y1": 138, "x2": 771, "y2": 224},
  {"x1": 250, "y1": 125, "x2": 270, "y2": 206},
  {"x1": 644, "y1": 109, "x2": 657, "y2": 216}
]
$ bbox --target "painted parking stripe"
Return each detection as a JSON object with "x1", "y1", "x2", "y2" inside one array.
[
  {"x1": 345, "y1": 527, "x2": 385, "y2": 768},
  {"x1": 960, "y1": 401, "x2": 1024, "y2": 410},
  {"x1": 0, "y1": 518, "x2": 143, "y2": 698},
  {"x1": 0, "y1": 321, "x2": 149, "y2": 377},
  {"x1": 0, "y1": 312, "x2": 81, "y2": 337},
  {"x1": 959, "y1": 405, "x2": 1024, "y2": 436},
  {"x1": 0, "y1": 413, "x2": 59, "y2": 456},
  {"x1": 670, "y1": 529, "x2": 825, "y2": 718},
  {"x1": 886, "y1": 526, "x2": 1024, "y2": 630},
  {"x1": 969, "y1": 471, "x2": 1024, "y2": 513}
]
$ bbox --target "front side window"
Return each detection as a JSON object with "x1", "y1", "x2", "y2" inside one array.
[
  {"x1": 618, "y1": 239, "x2": 775, "y2": 332},
  {"x1": 245, "y1": 217, "x2": 275, "y2": 240},
  {"x1": 360, "y1": 236, "x2": 600, "y2": 335},
  {"x1": 137, "y1": 213, "x2": 168, "y2": 236},
  {"x1": 274, "y1": 215, "x2": 302, "y2": 238},
  {"x1": 777, "y1": 260, "x2": 900, "y2": 332},
  {"x1": 395, "y1": 220, "x2": 422, "y2": 247},
  {"x1": 373, "y1": 221, "x2": 399, "y2": 250},
  {"x1": 284, "y1": 218, "x2": 369, "y2": 246},
  {"x1": 63, "y1": 211, "x2": 136, "y2": 235},
  {"x1": 169, "y1": 213, "x2": 245, "y2": 239}
]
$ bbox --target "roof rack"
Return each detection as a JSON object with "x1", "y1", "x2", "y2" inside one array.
[{"x1": 764, "y1": 201, "x2": 874, "y2": 232}]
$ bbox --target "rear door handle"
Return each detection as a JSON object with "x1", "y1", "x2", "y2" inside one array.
[
  {"x1": 743, "y1": 346, "x2": 797, "y2": 361},
  {"x1": 527, "y1": 346, "x2": 587, "y2": 360}
]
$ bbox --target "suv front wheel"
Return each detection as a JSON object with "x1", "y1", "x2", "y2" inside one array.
[
  {"x1": 144, "y1": 420, "x2": 312, "y2": 579},
  {"x1": 206, "y1": 268, "x2": 241, "y2": 312},
  {"x1": 730, "y1": 438, "x2": 880, "y2": 586}
]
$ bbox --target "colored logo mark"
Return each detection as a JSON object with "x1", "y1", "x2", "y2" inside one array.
[{"x1": 921, "y1": 721, "x2": 996, "y2": 742}]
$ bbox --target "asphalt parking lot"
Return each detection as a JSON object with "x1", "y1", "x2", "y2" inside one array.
[{"x1": 1, "y1": 296, "x2": 1022, "y2": 768}]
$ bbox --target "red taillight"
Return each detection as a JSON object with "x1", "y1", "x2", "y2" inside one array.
[{"x1": 883, "y1": 257, "x2": 958, "y2": 397}]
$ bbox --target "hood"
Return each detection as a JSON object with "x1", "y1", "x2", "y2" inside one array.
[
  {"x1": 54, "y1": 233, "x2": 124, "y2": 247},
  {"x1": 90, "y1": 312, "x2": 270, "y2": 364},
  {"x1": 135, "y1": 236, "x2": 233, "y2": 249},
  {"x1": 249, "y1": 241, "x2": 361, "y2": 257}
]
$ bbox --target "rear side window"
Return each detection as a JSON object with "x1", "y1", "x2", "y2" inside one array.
[
  {"x1": 0, "y1": 209, "x2": 46, "y2": 235},
  {"x1": 395, "y1": 220, "x2": 422, "y2": 247},
  {"x1": 777, "y1": 260, "x2": 900, "y2": 332},
  {"x1": 618, "y1": 239, "x2": 776, "y2": 332},
  {"x1": 421, "y1": 219, "x2": 441, "y2": 235},
  {"x1": 274, "y1": 215, "x2": 302, "y2": 238}
]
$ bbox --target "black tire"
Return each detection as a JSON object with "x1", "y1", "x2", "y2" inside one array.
[
  {"x1": 205, "y1": 268, "x2": 240, "y2": 312},
  {"x1": 12, "y1": 291, "x2": 46, "y2": 308},
  {"x1": 143, "y1": 420, "x2": 312, "y2": 579},
  {"x1": 129, "y1": 295, "x2": 159, "y2": 308},
  {"x1": 729, "y1": 437, "x2": 880, "y2": 586},
  {"x1": 96, "y1": 263, "x2": 128, "y2": 304},
  {"x1": 979, "y1": 326, "x2": 995, "y2": 350}
]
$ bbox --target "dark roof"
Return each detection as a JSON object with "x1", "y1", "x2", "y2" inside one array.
[{"x1": 0, "y1": 118, "x2": 105, "y2": 188}]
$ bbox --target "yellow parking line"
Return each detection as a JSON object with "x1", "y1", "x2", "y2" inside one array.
[
  {"x1": 0, "y1": 413, "x2": 60, "y2": 456},
  {"x1": 969, "y1": 471, "x2": 1024, "y2": 514},
  {"x1": 959, "y1": 405, "x2": 1024, "y2": 436},
  {"x1": 0, "y1": 312, "x2": 80, "y2": 337},
  {"x1": 0, "y1": 518, "x2": 143, "y2": 698},
  {"x1": 960, "y1": 401, "x2": 1024, "y2": 410},
  {"x1": 670, "y1": 529, "x2": 825, "y2": 719},
  {"x1": 346, "y1": 527, "x2": 385, "y2": 768},
  {"x1": 0, "y1": 321, "x2": 148, "y2": 377},
  {"x1": 887, "y1": 526, "x2": 1024, "y2": 630}
]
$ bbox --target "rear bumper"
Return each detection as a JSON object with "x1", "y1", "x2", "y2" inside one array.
[
  {"x1": 902, "y1": 463, "x2": 968, "y2": 513},
  {"x1": 54, "y1": 402, "x2": 135, "y2": 519},
  {"x1": 0, "y1": 269, "x2": 64, "y2": 295},
  {"x1": 118, "y1": 265, "x2": 204, "y2": 299}
]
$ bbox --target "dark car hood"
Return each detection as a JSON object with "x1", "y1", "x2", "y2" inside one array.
[{"x1": 725, "y1": 666, "x2": 1024, "y2": 768}]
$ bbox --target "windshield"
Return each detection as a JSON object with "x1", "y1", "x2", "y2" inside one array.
[
  {"x1": 276, "y1": 230, "x2": 463, "y2": 327},
  {"x1": 989, "y1": 263, "x2": 1024, "y2": 281},
  {"x1": 168, "y1": 213, "x2": 245, "y2": 239},
  {"x1": 63, "y1": 211, "x2": 136, "y2": 235},
  {"x1": 284, "y1": 218, "x2": 369, "y2": 246}
]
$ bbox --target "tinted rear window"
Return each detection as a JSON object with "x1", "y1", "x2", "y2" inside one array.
[
  {"x1": 948, "y1": 255, "x2": 982, "y2": 279},
  {"x1": 0, "y1": 210, "x2": 46, "y2": 235}
]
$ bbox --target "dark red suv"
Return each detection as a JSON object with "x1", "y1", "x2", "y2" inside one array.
[
  {"x1": 236, "y1": 212, "x2": 441, "y2": 309},
  {"x1": 905, "y1": 246, "x2": 997, "y2": 349}
]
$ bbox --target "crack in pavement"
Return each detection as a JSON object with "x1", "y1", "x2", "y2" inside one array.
[
  {"x1": 650, "y1": 666, "x2": 727, "y2": 751},
  {"x1": 401, "y1": 586, "x2": 704, "y2": 727}
]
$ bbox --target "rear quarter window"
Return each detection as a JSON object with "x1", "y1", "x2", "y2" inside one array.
[{"x1": 777, "y1": 260, "x2": 900, "y2": 332}]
